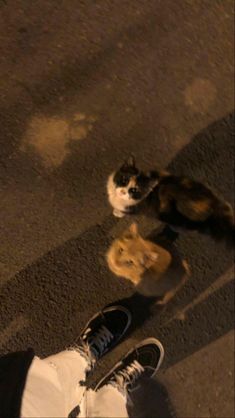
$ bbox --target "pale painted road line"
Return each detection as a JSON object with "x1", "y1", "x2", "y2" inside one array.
[
  {"x1": 162, "y1": 266, "x2": 234, "y2": 327},
  {"x1": 0, "y1": 315, "x2": 29, "y2": 347}
]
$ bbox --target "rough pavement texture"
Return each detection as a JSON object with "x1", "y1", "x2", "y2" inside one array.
[
  {"x1": 0, "y1": 1, "x2": 234, "y2": 417},
  {"x1": 159, "y1": 331, "x2": 234, "y2": 418}
]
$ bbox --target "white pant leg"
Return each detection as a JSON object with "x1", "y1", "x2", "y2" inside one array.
[
  {"x1": 80, "y1": 385, "x2": 128, "y2": 418},
  {"x1": 21, "y1": 350, "x2": 90, "y2": 418}
]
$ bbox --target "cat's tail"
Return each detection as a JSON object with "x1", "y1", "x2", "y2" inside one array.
[{"x1": 207, "y1": 201, "x2": 235, "y2": 247}]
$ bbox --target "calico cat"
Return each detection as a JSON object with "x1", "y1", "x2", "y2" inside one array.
[
  {"x1": 107, "y1": 157, "x2": 235, "y2": 246},
  {"x1": 107, "y1": 223, "x2": 189, "y2": 304}
]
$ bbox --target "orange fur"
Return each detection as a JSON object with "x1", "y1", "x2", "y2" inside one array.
[{"x1": 107, "y1": 223, "x2": 189, "y2": 304}]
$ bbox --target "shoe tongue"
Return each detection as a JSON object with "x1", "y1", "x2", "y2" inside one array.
[
  {"x1": 90, "y1": 341, "x2": 102, "y2": 357},
  {"x1": 88, "y1": 325, "x2": 113, "y2": 359}
]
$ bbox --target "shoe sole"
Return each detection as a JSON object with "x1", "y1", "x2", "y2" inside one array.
[
  {"x1": 79, "y1": 305, "x2": 132, "y2": 343},
  {"x1": 95, "y1": 337, "x2": 164, "y2": 391}
]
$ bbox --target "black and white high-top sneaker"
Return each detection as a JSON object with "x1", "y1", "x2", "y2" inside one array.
[
  {"x1": 74, "y1": 305, "x2": 132, "y2": 368},
  {"x1": 95, "y1": 338, "x2": 164, "y2": 393}
]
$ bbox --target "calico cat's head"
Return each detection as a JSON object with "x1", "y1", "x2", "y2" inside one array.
[
  {"x1": 111, "y1": 156, "x2": 159, "y2": 203},
  {"x1": 107, "y1": 223, "x2": 159, "y2": 281}
]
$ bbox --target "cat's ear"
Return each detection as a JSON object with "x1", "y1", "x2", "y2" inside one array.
[
  {"x1": 146, "y1": 170, "x2": 160, "y2": 181},
  {"x1": 145, "y1": 170, "x2": 160, "y2": 189},
  {"x1": 129, "y1": 222, "x2": 138, "y2": 236},
  {"x1": 123, "y1": 223, "x2": 138, "y2": 240},
  {"x1": 142, "y1": 250, "x2": 159, "y2": 267},
  {"x1": 123, "y1": 154, "x2": 136, "y2": 168}
]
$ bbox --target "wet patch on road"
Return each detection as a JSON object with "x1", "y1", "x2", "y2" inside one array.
[{"x1": 21, "y1": 113, "x2": 96, "y2": 168}]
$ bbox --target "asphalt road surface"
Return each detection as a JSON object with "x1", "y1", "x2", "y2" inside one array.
[{"x1": 0, "y1": 1, "x2": 234, "y2": 417}]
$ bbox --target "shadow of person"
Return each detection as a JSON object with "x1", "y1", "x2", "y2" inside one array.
[
  {"x1": 0, "y1": 215, "x2": 127, "y2": 357},
  {"x1": 129, "y1": 378, "x2": 176, "y2": 418},
  {"x1": 167, "y1": 111, "x2": 234, "y2": 202}
]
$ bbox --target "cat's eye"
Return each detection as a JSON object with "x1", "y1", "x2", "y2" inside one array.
[{"x1": 119, "y1": 247, "x2": 124, "y2": 254}]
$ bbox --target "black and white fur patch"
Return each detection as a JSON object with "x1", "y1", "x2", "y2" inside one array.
[{"x1": 107, "y1": 158, "x2": 159, "y2": 217}]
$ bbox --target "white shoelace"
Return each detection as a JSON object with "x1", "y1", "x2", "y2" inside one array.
[
  {"x1": 113, "y1": 360, "x2": 145, "y2": 390},
  {"x1": 76, "y1": 325, "x2": 114, "y2": 367}
]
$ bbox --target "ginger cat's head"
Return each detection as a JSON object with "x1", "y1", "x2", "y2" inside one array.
[{"x1": 107, "y1": 223, "x2": 159, "y2": 283}]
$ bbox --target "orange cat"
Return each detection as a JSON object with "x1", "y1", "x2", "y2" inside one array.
[{"x1": 107, "y1": 223, "x2": 190, "y2": 304}]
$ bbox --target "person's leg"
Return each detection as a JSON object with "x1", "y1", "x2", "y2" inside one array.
[
  {"x1": 21, "y1": 305, "x2": 131, "y2": 418},
  {"x1": 21, "y1": 350, "x2": 89, "y2": 418},
  {"x1": 44, "y1": 349, "x2": 90, "y2": 414},
  {"x1": 80, "y1": 338, "x2": 164, "y2": 418},
  {"x1": 81, "y1": 385, "x2": 128, "y2": 418}
]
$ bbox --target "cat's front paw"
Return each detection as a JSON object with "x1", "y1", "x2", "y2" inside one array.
[{"x1": 113, "y1": 209, "x2": 125, "y2": 218}]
